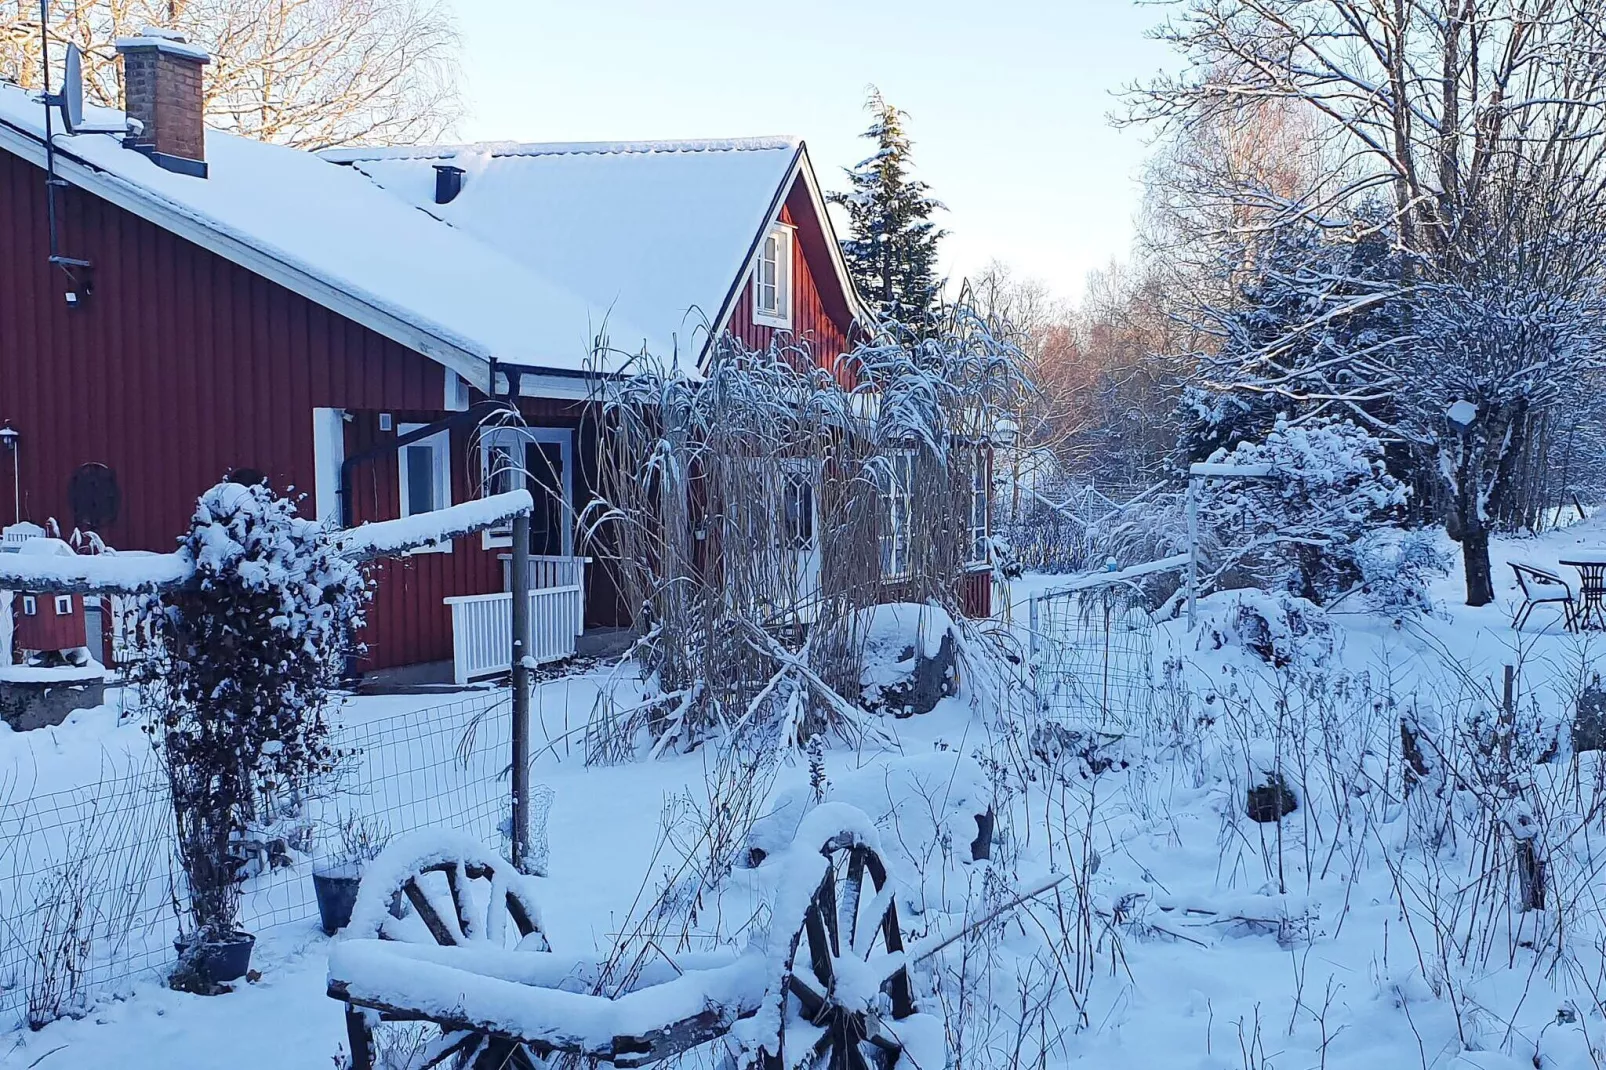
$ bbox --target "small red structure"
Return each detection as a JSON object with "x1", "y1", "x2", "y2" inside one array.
[{"x1": 12, "y1": 539, "x2": 89, "y2": 658}]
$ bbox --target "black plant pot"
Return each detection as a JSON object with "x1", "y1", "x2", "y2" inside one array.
[
  {"x1": 313, "y1": 868, "x2": 363, "y2": 935},
  {"x1": 174, "y1": 930, "x2": 255, "y2": 986}
]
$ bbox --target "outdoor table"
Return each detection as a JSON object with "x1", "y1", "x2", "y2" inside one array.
[{"x1": 1560, "y1": 552, "x2": 1606, "y2": 630}]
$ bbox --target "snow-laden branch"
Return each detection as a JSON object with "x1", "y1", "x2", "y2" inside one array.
[
  {"x1": 0, "y1": 549, "x2": 192, "y2": 595},
  {"x1": 0, "y1": 491, "x2": 536, "y2": 594},
  {"x1": 333, "y1": 490, "x2": 534, "y2": 562}
]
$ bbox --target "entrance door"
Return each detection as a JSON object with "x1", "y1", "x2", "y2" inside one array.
[{"x1": 481, "y1": 427, "x2": 574, "y2": 557}]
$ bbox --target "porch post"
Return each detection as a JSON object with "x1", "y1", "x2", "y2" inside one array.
[{"x1": 510, "y1": 510, "x2": 532, "y2": 873}]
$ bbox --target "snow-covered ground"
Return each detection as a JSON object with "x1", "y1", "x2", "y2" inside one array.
[{"x1": 5, "y1": 515, "x2": 1606, "y2": 1068}]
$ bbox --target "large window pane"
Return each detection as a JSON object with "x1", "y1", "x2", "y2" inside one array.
[{"x1": 404, "y1": 444, "x2": 436, "y2": 515}]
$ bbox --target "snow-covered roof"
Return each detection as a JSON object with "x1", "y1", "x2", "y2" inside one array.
[
  {"x1": 0, "y1": 82, "x2": 657, "y2": 384},
  {"x1": 321, "y1": 138, "x2": 807, "y2": 363}
]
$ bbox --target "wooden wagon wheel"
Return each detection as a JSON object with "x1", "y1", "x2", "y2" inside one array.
[
  {"x1": 345, "y1": 846, "x2": 549, "y2": 1070},
  {"x1": 760, "y1": 832, "x2": 919, "y2": 1070}
]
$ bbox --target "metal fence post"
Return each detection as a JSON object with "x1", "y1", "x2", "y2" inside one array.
[
  {"x1": 510, "y1": 511, "x2": 532, "y2": 873},
  {"x1": 1186, "y1": 477, "x2": 1199, "y2": 629},
  {"x1": 1028, "y1": 596, "x2": 1039, "y2": 664}
]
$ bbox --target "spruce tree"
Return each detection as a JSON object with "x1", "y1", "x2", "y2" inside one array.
[{"x1": 829, "y1": 88, "x2": 946, "y2": 328}]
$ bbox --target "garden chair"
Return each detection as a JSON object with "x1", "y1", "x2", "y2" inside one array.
[{"x1": 1511, "y1": 561, "x2": 1576, "y2": 632}]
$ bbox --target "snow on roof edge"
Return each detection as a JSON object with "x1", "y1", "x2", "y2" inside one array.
[{"x1": 320, "y1": 136, "x2": 801, "y2": 165}]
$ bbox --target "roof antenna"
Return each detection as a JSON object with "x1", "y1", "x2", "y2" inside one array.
[{"x1": 37, "y1": 0, "x2": 93, "y2": 305}]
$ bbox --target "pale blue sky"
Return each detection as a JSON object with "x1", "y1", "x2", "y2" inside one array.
[{"x1": 445, "y1": 1, "x2": 1177, "y2": 303}]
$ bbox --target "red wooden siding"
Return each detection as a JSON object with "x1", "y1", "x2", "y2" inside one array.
[
  {"x1": 0, "y1": 149, "x2": 476, "y2": 670},
  {"x1": 13, "y1": 592, "x2": 87, "y2": 652},
  {"x1": 722, "y1": 179, "x2": 855, "y2": 371}
]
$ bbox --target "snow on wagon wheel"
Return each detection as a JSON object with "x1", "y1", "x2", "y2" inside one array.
[
  {"x1": 343, "y1": 831, "x2": 549, "y2": 1070},
  {"x1": 760, "y1": 824, "x2": 920, "y2": 1070}
]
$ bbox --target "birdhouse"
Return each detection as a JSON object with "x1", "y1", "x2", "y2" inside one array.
[{"x1": 12, "y1": 538, "x2": 89, "y2": 659}]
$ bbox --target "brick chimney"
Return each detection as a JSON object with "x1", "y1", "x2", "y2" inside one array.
[{"x1": 115, "y1": 29, "x2": 210, "y2": 178}]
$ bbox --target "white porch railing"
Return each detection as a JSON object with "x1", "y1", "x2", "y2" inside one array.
[
  {"x1": 500, "y1": 554, "x2": 588, "y2": 594},
  {"x1": 444, "y1": 585, "x2": 584, "y2": 685}
]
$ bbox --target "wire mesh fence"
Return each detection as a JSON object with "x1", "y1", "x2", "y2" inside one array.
[
  {"x1": 0, "y1": 688, "x2": 554, "y2": 1029},
  {"x1": 1026, "y1": 579, "x2": 1156, "y2": 734}
]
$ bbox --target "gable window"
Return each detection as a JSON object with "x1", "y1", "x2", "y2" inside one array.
[
  {"x1": 21, "y1": 595, "x2": 37, "y2": 616},
  {"x1": 54, "y1": 595, "x2": 73, "y2": 615},
  {"x1": 397, "y1": 423, "x2": 453, "y2": 553},
  {"x1": 877, "y1": 450, "x2": 916, "y2": 580},
  {"x1": 752, "y1": 223, "x2": 794, "y2": 329}
]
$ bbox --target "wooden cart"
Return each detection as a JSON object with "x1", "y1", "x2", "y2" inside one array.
[{"x1": 328, "y1": 805, "x2": 933, "y2": 1070}]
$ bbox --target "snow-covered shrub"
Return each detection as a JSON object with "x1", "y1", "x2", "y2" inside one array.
[
  {"x1": 1201, "y1": 416, "x2": 1407, "y2": 604},
  {"x1": 1199, "y1": 589, "x2": 1334, "y2": 669},
  {"x1": 137, "y1": 482, "x2": 368, "y2": 944},
  {"x1": 857, "y1": 602, "x2": 960, "y2": 716},
  {"x1": 1351, "y1": 528, "x2": 1451, "y2": 617}
]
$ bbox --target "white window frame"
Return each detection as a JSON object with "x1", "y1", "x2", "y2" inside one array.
[
  {"x1": 878, "y1": 450, "x2": 916, "y2": 580},
  {"x1": 21, "y1": 595, "x2": 37, "y2": 616},
  {"x1": 54, "y1": 595, "x2": 73, "y2": 615},
  {"x1": 752, "y1": 223, "x2": 794, "y2": 329},
  {"x1": 479, "y1": 426, "x2": 575, "y2": 555},
  {"x1": 968, "y1": 446, "x2": 990, "y2": 565},
  {"x1": 397, "y1": 422, "x2": 453, "y2": 554}
]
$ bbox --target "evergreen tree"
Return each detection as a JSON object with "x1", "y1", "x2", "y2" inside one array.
[{"x1": 829, "y1": 88, "x2": 946, "y2": 328}]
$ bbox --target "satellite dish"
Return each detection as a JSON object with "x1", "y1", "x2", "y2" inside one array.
[{"x1": 60, "y1": 43, "x2": 83, "y2": 134}]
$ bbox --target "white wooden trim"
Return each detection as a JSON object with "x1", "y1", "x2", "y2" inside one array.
[
  {"x1": 751, "y1": 223, "x2": 794, "y2": 329},
  {"x1": 397, "y1": 422, "x2": 453, "y2": 553},
  {"x1": 312, "y1": 407, "x2": 346, "y2": 525},
  {"x1": 444, "y1": 369, "x2": 470, "y2": 411},
  {"x1": 699, "y1": 145, "x2": 870, "y2": 370}
]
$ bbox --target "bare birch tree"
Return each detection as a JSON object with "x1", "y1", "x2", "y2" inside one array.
[
  {"x1": 0, "y1": 0, "x2": 461, "y2": 149},
  {"x1": 1131, "y1": 0, "x2": 1606, "y2": 605}
]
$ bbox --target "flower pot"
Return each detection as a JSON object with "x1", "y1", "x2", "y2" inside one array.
[
  {"x1": 312, "y1": 866, "x2": 363, "y2": 935},
  {"x1": 173, "y1": 930, "x2": 255, "y2": 986}
]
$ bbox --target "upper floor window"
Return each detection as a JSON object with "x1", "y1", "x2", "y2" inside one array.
[{"x1": 753, "y1": 223, "x2": 794, "y2": 329}]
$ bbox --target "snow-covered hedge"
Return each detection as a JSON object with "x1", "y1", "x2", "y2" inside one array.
[{"x1": 138, "y1": 482, "x2": 370, "y2": 943}]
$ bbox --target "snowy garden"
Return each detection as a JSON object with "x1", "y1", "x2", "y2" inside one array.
[
  {"x1": 2, "y1": 297, "x2": 1606, "y2": 1070},
  {"x1": 9, "y1": 0, "x2": 1606, "y2": 1068}
]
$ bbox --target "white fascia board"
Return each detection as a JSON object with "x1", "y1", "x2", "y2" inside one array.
[
  {"x1": 701, "y1": 145, "x2": 803, "y2": 368},
  {"x1": 495, "y1": 369, "x2": 597, "y2": 402},
  {"x1": 700, "y1": 143, "x2": 871, "y2": 371},
  {"x1": 793, "y1": 144, "x2": 871, "y2": 327},
  {"x1": 0, "y1": 123, "x2": 496, "y2": 393}
]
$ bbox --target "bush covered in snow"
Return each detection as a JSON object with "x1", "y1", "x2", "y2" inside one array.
[
  {"x1": 1202, "y1": 416, "x2": 1409, "y2": 605},
  {"x1": 1349, "y1": 528, "x2": 1452, "y2": 618},
  {"x1": 137, "y1": 482, "x2": 368, "y2": 944},
  {"x1": 1197, "y1": 589, "x2": 1335, "y2": 669}
]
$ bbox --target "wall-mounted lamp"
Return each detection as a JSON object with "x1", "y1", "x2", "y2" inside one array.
[{"x1": 0, "y1": 423, "x2": 18, "y2": 526}]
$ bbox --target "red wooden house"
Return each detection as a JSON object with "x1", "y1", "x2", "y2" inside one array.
[{"x1": 0, "y1": 36, "x2": 990, "y2": 680}]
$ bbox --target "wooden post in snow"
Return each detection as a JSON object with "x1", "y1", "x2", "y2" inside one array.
[{"x1": 510, "y1": 511, "x2": 532, "y2": 874}]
